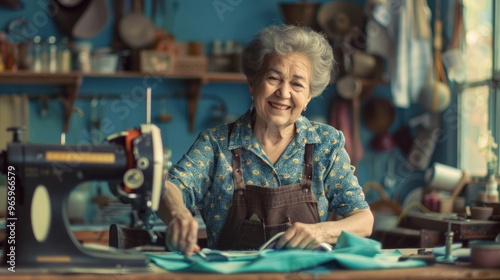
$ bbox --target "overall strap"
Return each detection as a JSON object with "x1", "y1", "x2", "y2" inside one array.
[
  {"x1": 228, "y1": 123, "x2": 246, "y2": 190},
  {"x1": 228, "y1": 122, "x2": 314, "y2": 190},
  {"x1": 300, "y1": 144, "x2": 314, "y2": 188}
]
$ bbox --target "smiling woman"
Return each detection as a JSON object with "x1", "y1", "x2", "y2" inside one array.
[
  {"x1": 158, "y1": 24, "x2": 374, "y2": 255},
  {"x1": 249, "y1": 52, "x2": 312, "y2": 146}
]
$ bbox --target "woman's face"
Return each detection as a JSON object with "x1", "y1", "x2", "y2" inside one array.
[{"x1": 249, "y1": 52, "x2": 312, "y2": 129}]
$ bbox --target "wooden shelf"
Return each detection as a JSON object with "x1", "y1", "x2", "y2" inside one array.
[
  {"x1": 0, "y1": 71, "x2": 83, "y2": 132},
  {"x1": 205, "y1": 72, "x2": 246, "y2": 83},
  {"x1": 0, "y1": 70, "x2": 247, "y2": 132},
  {"x1": 0, "y1": 71, "x2": 81, "y2": 85},
  {"x1": 82, "y1": 71, "x2": 246, "y2": 82}
]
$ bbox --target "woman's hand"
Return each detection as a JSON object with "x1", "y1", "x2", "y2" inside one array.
[
  {"x1": 166, "y1": 210, "x2": 200, "y2": 256},
  {"x1": 275, "y1": 222, "x2": 326, "y2": 250},
  {"x1": 275, "y1": 209, "x2": 374, "y2": 250}
]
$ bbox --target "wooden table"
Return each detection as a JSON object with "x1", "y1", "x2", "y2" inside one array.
[
  {"x1": 1, "y1": 264, "x2": 500, "y2": 279},
  {"x1": 1, "y1": 224, "x2": 498, "y2": 279},
  {"x1": 0, "y1": 224, "x2": 111, "y2": 246},
  {"x1": 400, "y1": 212, "x2": 500, "y2": 247}
]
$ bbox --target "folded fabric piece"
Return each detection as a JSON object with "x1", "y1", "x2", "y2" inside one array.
[{"x1": 147, "y1": 231, "x2": 426, "y2": 274}]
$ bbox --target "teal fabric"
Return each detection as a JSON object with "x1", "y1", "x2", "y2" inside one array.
[{"x1": 147, "y1": 231, "x2": 426, "y2": 274}]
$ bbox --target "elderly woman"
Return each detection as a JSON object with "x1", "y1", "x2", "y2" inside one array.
[{"x1": 158, "y1": 24, "x2": 373, "y2": 255}]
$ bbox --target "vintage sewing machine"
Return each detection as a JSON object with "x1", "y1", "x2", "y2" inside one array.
[{"x1": 0, "y1": 91, "x2": 164, "y2": 268}]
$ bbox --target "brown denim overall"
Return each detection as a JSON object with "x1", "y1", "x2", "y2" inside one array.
[{"x1": 216, "y1": 124, "x2": 320, "y2": 250}]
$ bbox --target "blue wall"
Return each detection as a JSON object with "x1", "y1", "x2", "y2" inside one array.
[
  {"x1": 0, "y1": 0, "x2": 348, "y2": 162},
  {"x1": 0, "y1": 0, "x2": 457, "y2": 205}
]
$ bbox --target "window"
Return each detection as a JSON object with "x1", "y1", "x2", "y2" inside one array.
[{"x1": 458, "y1": 0, "x2": 497, "y2": 177}]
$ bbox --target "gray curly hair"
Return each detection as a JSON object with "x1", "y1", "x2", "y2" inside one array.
[{"x1": 241, "y1": 24, "x2": 334, "y2": 98}]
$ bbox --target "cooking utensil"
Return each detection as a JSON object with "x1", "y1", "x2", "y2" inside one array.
[
  {"x1": 157, "y1": 97, "x2": 172, "y2": 122},
  {"x1": 72, "y1": 0, "x2": 109, "y2": 38},
  {"x1": 53, "y1": 0, "x2": 90, "y2": 37},
  {"x1": 112, "y1": 0, "x2": 125, "y2": 49},
  {"x1": 419, "y1": 0, "x2": 450, "y2": 112},
  {"x1": 53, "y1": 0, "x2": 109, "y2": 39},
  {"x1": 119, "y1": 0, "x2": 156, "y2": 49}
]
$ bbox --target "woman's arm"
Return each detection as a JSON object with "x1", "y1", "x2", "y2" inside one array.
[
  {"x1": 276, "y1": 126, "x2": 374, "y2": 250},
  {"x1": 157, "y1": 181, "x2": 200, "y2": 256},
  {"x1": 275, "y1": 208, "x2": 373, "y2": 250}
]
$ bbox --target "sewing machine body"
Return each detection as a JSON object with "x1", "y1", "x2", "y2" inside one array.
[{"x1": 1, "y1": 124, "x2": 164, "y2": 268}]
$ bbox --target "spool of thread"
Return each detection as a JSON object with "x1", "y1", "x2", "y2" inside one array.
[{"x1": 425, "y1": 163, "x2": 464, "y2": 191}]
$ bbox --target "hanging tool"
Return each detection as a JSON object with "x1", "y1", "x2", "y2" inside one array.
[{"x1": 156, "y1": 97, "x2": 172, "y2": 122}]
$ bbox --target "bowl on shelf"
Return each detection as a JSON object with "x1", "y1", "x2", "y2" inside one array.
[
  {"x1": 92, "y1": 53, "x2": 119, "y2": 74},
  {"x1": 470, "y1": 206, "x2": 493, "y2": 220}
]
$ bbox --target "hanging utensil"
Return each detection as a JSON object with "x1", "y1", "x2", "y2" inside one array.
[
  {"x1": 118, "y1": 0, "x2": 156, "y2": 49},
  {"x1": 427, "y1": 0, "x2": 450, "y2": 112},
  {"x1": 157, "y1": 97, "x2": 172, "y2": 122},
  {"x1": 112, "y1": 0, "x2": 126, "y2": 49},
  {"x1": 89, "y1": 97, "x2": 100, "y2": 144},
  {"x1": 383, "y1": 155, "x2": 397, "y2": 190}
]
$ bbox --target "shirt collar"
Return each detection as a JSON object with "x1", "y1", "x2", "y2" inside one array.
[{"x1": 228, "y1": 109, "x2": 321, "y2": 151}]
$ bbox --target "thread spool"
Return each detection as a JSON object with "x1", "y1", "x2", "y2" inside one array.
[
  {"x1": 425, "y1": 163, "x2": 463, "y2": 191},
  {"x1": 425, "y1": 163, "x2": 468, "y2": 213}
]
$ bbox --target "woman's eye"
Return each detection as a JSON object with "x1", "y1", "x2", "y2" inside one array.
[
  {"x1": 292, "y1": 83, "x2": 304, "y2": 88},
  {"x1": 267, "y1": 77, "x2": 280, "y2": 83}
]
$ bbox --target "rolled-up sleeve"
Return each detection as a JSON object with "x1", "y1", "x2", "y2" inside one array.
[
  {"x1": 168, "y1": 131, "x2": 216, "y2": 211},
  {"x1": 323, "y1": 130, "x2": 368, "y2": 216}
]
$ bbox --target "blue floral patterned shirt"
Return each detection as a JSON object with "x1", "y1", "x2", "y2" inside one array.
[{"x1": 168, "y1": 109, "x2": 369, "y2": 248}]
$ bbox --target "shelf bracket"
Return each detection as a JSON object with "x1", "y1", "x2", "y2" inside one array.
[
  {"x1": 185, "y1": 79, "x2": 203, "y2": 132},
  {"x1": 61, "y1": 75, "x2": 83, "y2": 132}
]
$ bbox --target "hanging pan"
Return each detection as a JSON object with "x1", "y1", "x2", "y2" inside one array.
[{"x1": 118, "y1": 0, "x2": 156, "y2": 49}]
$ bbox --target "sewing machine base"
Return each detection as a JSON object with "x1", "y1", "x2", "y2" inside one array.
[{"x1": 1, "y1": 249, "x2": 150, "y2": 268}]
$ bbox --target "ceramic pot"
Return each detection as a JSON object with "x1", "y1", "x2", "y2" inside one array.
[
  {"x1": 471, "y1": 206, "x2": 493, "y2": 220},
  {"x1": 470, "y1": 241, "x2": 500, "y2": 268}
]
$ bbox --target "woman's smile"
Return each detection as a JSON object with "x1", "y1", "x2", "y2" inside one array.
[{"x1": 269, "y1": 101, "x2": 291, "y2": 110}]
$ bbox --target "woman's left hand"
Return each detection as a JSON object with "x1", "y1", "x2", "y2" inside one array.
[{"x1": 275, "y1": 222, "x2": 325, "y2": 250}]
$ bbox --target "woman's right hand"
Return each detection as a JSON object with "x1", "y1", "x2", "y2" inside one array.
[{"x1": 166, "y1": 210, "x2": 200, "y2": 256}]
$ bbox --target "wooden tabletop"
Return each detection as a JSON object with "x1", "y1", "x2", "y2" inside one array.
[{"x1": 2, "y1": 264, "x2": 500, "y2": 280}]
